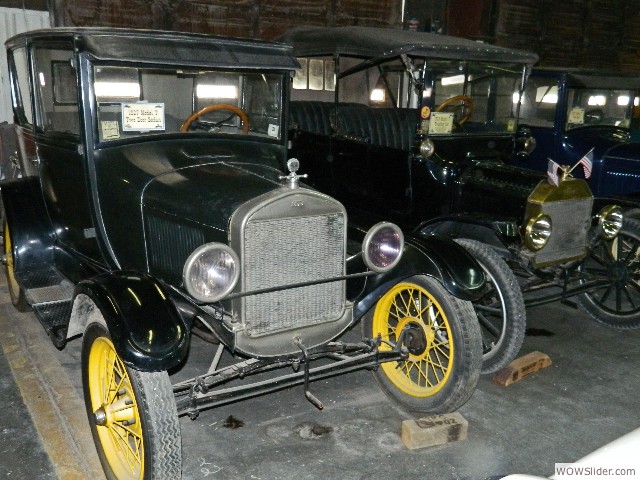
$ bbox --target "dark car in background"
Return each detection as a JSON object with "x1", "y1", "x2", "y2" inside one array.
[
  {"x1": 1, "y1": 28, "x2": 487, "y2": 479},
  {"x1": 281, "y1": 26, "x2": 640, "y2": 375},
  {"x1": 517, "y1": 68, "x2": 640, "y2": 201}
]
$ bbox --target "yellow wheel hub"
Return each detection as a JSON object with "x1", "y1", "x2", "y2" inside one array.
[
  {"x1": 87, "y1": 335, "x2": 144, "y2": 479},
  {"x1": 372, "y1": 282, "x2": 454, "y2": 397},
  {"x1": 3, "y1": 223, "x2": 20, "y2": 300}
]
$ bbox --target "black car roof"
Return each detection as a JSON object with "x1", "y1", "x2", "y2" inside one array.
[
  {"x1": 5, "y1": 27, "x2": 300, "y2": 71},
  {"x1": 278, "y1": 26, "x2": 539, "y2": 65},
  {"x1": 531, "y1": 67, "x2": 640, "y2": 90}
]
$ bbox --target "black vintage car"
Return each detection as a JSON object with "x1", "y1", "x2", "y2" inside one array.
[
  {"x1": 1, "y1": 28, "x2": 487, "y2": 479},
  {"x1": 281, "y1": 26, "x2": 640, "y2": 374}
]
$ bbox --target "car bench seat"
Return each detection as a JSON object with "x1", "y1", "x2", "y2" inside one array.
[
  {"x1": 289, "y1": 101, "x2": 417, "y2": 151},
  {"x1": 289, "y1": 101, "x2": 334, "y2": 135},
  {"x1": 335, "y1": 106, "x2": 417, "y2": 151}
]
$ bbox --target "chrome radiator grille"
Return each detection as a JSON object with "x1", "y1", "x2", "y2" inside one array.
[
  {"x1": 241, "y1": 212, "x2": 345, "y2": 337},
  {"x1": 530, "y1": 197, "x2": 593, "y2": 266}
]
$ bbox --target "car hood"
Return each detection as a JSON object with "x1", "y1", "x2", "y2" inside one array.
[
  {"x1": 563, "y1": 127, "x2": 631, "y2": 164},
  {"x1": 457, "y1": 158, "x2": 544, "y2": 219},
  {"x1": 142, "y1": 161, "x2": 284, "y2": 233},
  {"x1": 600, "y1": 142, "x2": 640, "y2": 162}
]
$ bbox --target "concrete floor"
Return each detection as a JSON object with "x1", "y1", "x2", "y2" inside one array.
[{"x1": 1, "y1": 277, "x2": 640, "y2": 480}]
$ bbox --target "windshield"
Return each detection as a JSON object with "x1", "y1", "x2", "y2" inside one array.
[
  {"x1": 330, "y1": 57, "x2": 525, "y2": 136},
  {"x1": 92, "y1": 64, "x2": 285, "y2": 143},
  {"x1": 427, "y1": 60, "x2": 523, "y2": 135},
  {"x1": 519, "y1": 76, "x2": 637, "y2": 130},
  {"x1": 565, "y1": 88, "x2": 635, "y2": 130}
]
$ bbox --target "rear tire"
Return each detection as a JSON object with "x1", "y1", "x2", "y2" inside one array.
[
  {"x1": 362, "y1": 275, "x2": 482, "y2": 413},
  {"x1": 82, "y1": 321, "x2": 182, "y2": 480}
]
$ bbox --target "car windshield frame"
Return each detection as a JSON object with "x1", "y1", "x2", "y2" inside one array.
[
  {"x1": 283, "y1": 26, "x2": 537, "y2": 139},
  {"x1": 522, "y1": 70, "x2": 640, "y2": 131},
  {"x1": 520, "y1": 75, "x2": 638, "y2": 130},
  {"x1": 88, "y1": 60, "x2": 288, "y2": 146}
]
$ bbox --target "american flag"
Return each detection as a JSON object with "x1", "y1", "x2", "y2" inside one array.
[
  {"x1": 577, "y1": 148, "x2": 594, "y2": 179},
  {"x1": 547, "y1": 158, "x2": 560, "y2": 187}
]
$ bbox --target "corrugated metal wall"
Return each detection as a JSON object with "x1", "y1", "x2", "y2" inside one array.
[{"x1": 0, "y1": 7, "x2": 50, "y2": 123}]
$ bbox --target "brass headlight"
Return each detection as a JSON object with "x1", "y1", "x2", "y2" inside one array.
[
  {"x1": 598, "y1": 205, "x2": 623, "y2": 239},
  {"x1": 524, "y1": 213, "x2": 552, "y2": 251}
]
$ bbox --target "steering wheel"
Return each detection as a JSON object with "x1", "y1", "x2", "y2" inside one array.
[
  {"x1": 435, "y1": 95, "x2": 474, "y2": 125},
  {"x1": 180, "y1": 103, "x2": 250, "y2": 134}
]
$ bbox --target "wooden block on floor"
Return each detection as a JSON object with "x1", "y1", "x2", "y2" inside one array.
[
  {"x1": 401, "y1": 412, "x2": 468, "y2": 450},
  {"x1": 492, "y1": 351, "x2": 552, "y2": 387}
]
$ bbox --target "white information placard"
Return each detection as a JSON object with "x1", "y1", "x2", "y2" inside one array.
[
  {"x1": 568, "y1": 107, "x2": 585, "y2": 125},
  {"x1": 122, "y1": 103, "x2": 165, "y2": 131},
  {"x1": 428, "y1": 112, "x2": 454, "y2": 134},
  {"x1": 101, "y1": 120, "x2": 120, "y2": 140},
  {"x1": 268, "y1": 124, "x2": 279, "y2": 138}
]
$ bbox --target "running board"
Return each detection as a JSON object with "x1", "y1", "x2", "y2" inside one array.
[{"x1": 20, "y1": 268, "x2": 74, "y2": 348}]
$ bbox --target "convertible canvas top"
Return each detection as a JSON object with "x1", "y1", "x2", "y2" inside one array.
[
  {"x1": 6, "y1": 27, "x2": 300, "y2": 71},
  {"x1": 533, "y1": 68, "x2": 640, "y2": 90},
  {"x1": 278, "y1": 26, "x2": 539, "y2": 65}
]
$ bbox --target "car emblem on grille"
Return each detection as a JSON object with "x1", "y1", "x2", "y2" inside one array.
[{"x1": 280, "y1": 158, "x2": 308, "y2": 189}]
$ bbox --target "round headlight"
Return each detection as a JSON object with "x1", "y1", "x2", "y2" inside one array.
[
  {"x1": 522, "y1": 136, "x2": 537, "y2": 154},
  {"x1": 183, "y1": 243, "x2": 239, "y2": 302},
  {"x1": 362, "y1": 222, "x2": 404, "y2": 273},
  {"x1": 419, "y1": 139, "x2": 435, "y2": 158},
  {"x1": 598, "y1": 205, "x2": 623, "y2": 239},
  {"x1": 524, "y1": 214, "x2": 552, "y2": 251}
]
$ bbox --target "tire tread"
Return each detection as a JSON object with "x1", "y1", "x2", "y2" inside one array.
[{"x1": 455, "y1": 239, "x2": 527, "y2": 373}]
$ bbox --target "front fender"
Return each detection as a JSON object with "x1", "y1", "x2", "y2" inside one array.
[
  {"x1": 349, "y1": 234, "x2": 486, "y2": 319},
  {"x1": 415, "y1": 214, "x2": 516, "y2": 252},
  {"x1": 71, "y1": 271, "x2": 189, "y2": 372}
]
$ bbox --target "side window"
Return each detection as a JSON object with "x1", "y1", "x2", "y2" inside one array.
[
  {"x1": 9, "y1": 47, "x2": 34, "y2": 126},
  {"x1": 33, "y1": 45, "x2": 80, "y2": 135}
]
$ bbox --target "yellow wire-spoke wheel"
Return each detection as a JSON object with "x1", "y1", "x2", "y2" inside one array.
[
  {"x1": 3, "y1": 222, "x2": 28, "y2": 311},
  {"x1": 82, "y1": 321, "x2": 182, "y2": 480},
  {"x1": 373, "y1": 281, "x2": 453, "y2": 397},
  {"x1": 87, "y1": 334, "x2": 144, "y2": 479},
  {"x1": 364, "y1": 275, "x2": 482, "y2": 413}
]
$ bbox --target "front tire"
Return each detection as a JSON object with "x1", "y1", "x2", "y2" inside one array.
[
  {"x1": 363, "y1": 275, "x2": 482, "y2": 413},
  {"x1": 82, "y1": 322, "x2": 182, "y2": 480},
  {"x1": 576, "y1": 218, "x2": 640, "y2": 329},
  {"x1": 455, "y1": 239, "x2": 526, "y2": 373}
]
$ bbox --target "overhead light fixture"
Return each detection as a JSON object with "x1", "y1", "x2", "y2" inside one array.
[
  {"x1": 370, "y1": 88, "x2": 385, "y2": 102},
  {"x1": 441, "y1": 74, "x2": 465, "y2": 86},
  {"x1": 196, "y1": 84, "x2": 238, "y2": 99},
  {"x1": 94, "y1": 81, "x2": 140, "y2": 98}
]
